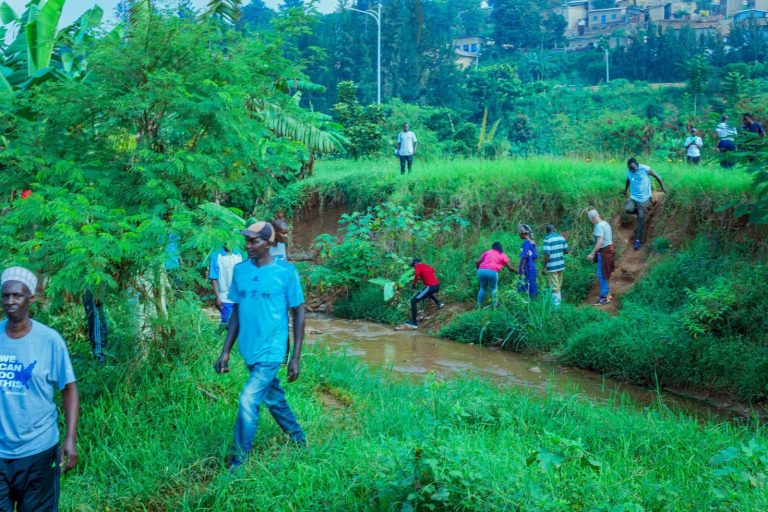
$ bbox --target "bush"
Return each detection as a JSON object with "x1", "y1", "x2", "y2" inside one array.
[
  {"x1": 440, "y1": 309, "x2": 524, "y2": 348},
  {"x1": 333, "y1": 285, "x2": 406, "y2": 325}
]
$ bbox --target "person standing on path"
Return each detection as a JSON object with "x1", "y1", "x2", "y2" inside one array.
[
  {"x1": 623, "y1": 158, "x2": 667, "y2": 250},
  {"x1": 405, "y1": 259, "x2": 444, "y2": 329},
  {"x1": 684, "y1": 127, "x2": 703, "y2": 165},
  {"x1": 542, "y1": 224, "x2": 569, "y2": 307},
  {"x1": 270, "y1": 219, "x2": 290, "y2": 262},
  {"x1": 586, "y1": 210, "x2": 615, "y2": 306},
  {"x1": 517, "y1": 225, "x2": 538, "y2": 298},
  {"x1": 210, "y1": 246, "x2": 244, "y2": 327},
  {"x1": 0, "y1": 267, "x2": 79, "y2": 510},
  {"x1": 396, "y1": 123, "x2": 418, "y2": 175},
  {"x1": 474, "y1": 242, "x2": 517, "y2": 308},
  {"x1": 743, "y1": 113, "x2": 766, "y2": 137},
  {"x1": 214, "y1": 222, "x2": 306, "y2": 470},
  {"x1": 715, "y1": 115, "x2": 737, "y2": 168}
]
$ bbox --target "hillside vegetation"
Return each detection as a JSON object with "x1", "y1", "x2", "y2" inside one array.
[{"x1": 279, "y1": 158, "x2": 768, "y2": 402}]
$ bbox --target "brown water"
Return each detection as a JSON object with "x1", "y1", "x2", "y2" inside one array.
[{"x1": 305, "y1": 315, "x2": 743, "y2": 419}]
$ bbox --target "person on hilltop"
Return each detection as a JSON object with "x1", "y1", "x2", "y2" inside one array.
[
  {"x1": 586, "y1": 210, "x2": 615, "y2": 306},
  {"x1": 715, "y1": 114, "x2": 737, "y2": 168},
  {"x1": 684, "y1": 127, "x2": 703, "y2": 165},
  {"x1": 475, "y1": 242, "x2": 517, "y2": 308},
  {"x1": 404, "y1": 259, "x2": 444, "y2": 329},
  {"x1": 396, "y1": 123, "x2": 418, "y2": 175},
  {"x1": 214, "y1": 222, "x2": 306, "y2": 470},
  {"x1": 542, "y1": 224, "x2": 569, "y2": 307},
  {"x1": 210, "y1": 246, "x2": 244, "y2": 327},
  {"x1": 517, "y1": 225, "x2": 538, "y2": 298},
  {"x1": 270, "y1": 219, "x2": 291, "y2": 262},
  {"x1": 623, "y1": 157, "x2": 667, "y2": 250},
  {"x1": 0, "y1": 267, "x2": 79, "y2": 510},
  {"x1": 743, "y1": 113, "x2": 766, "y2": 137}
]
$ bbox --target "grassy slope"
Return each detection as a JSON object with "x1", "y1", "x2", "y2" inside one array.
[
  {"x1": 279, "y1": 158, "x2": 768, "y2": 401},
  {"x1": 63, "y1": 313, "x2": 768, "y2": 511}
]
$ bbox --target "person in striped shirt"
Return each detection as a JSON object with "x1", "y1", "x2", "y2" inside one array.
[{"x1": 541, "y1": 224, "x2": 569, "y2": 306}]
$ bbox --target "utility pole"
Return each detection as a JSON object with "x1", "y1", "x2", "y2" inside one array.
[
  {"x1": 345, "y1": 3, "x2": 382, "y2": 104},
  {"x1": 603, "y1": 47, "x2": 610, "y2": 83}
]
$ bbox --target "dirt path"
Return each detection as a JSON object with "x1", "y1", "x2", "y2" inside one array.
[{"x1": 585, "y1": 191, "x2": 665, "y2": 313}]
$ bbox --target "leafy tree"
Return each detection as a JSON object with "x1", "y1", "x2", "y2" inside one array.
[
  {"x1": 332, "y1": 81, "x2": 385, "y2": 158},
  {"x1": 466, "y1": 63, "x2": 523, "y2": 120},
  {"x1": 204, "y1": 0, "x2": 243, "y2": 24},
  {"x1": 238, "y1": 0, "x2": 274, "y2": 31},
  {"x1": 685, "y1": 55, "x2": 711, "y2": 118}
]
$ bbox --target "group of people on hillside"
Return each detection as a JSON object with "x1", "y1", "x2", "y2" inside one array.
[
  {"x1": 687, "y1": 113, "x2": 765, "y2": 167},
  {"x1": 407, "y1": 158, "x2": 667, "y2": 323}
]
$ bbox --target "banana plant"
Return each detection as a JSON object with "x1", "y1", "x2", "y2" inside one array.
[{"x1": 0, "y1": 0, "x2": 102, "y2": 93}]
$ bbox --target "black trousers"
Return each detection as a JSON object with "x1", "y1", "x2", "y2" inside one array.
[
  {"x1": 399, "y1": 155, "x2": 413, "y2": 173},
  {"x1": 0, "y1": 444, "x2": 60, "y2": 512},
  {"x1": 411, "y1": 285, "x2": 441, "y2": 323}
]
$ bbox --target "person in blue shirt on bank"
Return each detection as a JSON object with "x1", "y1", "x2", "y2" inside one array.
[
  {"x1": 0, "y1": 267, "x2": 79, "y2": 511},
  {"x1": 209, "y1": 246, "x2": 244, "y2": 326},
  {"x1": 623, "y1": 158, "x2": 667, "y2": 250},
  {"x1": 213, "y1": 222, "x2": 306, "y2": 470},
  {"x1": 542, "y1": 224, "x2": 569, "y2": 307}
]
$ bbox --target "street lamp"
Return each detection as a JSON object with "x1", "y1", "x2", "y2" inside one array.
[
  {"x1": 344, "y1": 2, "x2": 381, "y2": 104},
  {"x1": 603, "y1": 47, "x2": 610, "y2": 83}
]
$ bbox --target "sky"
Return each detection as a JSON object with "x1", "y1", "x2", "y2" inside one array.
[{"x1": 4, "y1": 0, "x2": 338, "y2": 28}]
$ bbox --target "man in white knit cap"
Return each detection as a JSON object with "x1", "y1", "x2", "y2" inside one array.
[{"x1": 0, "y1": 267, "x2": 79, "y2": 511}]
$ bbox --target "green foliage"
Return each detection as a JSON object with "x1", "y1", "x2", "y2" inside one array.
[
  {"x1": 682, "y1": 279, "x2": 737, "y2": 339},
  {"x1": 332, "y1": 81, "x2": 385, "y2": 159}
]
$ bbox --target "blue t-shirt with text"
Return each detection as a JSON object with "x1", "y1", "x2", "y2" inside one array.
[
  {"x1": 0, "y1": 320, "x2": 76, "y2": 458},
  {"x1": 228, "y1": 259, "x2": 304, "y2": 364}
]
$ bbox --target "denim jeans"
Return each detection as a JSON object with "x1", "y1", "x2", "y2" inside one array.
[
  {"x1": 596, "y1": 253, "x2": 610, "y2": 299},
  {"x1": 477, "y1": 269, "x2": 499, "y2": 307},
  {"x1": 233, "y1": 362, "x2": 305, "y2": 463}
]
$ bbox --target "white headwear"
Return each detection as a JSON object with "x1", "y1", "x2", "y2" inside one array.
[
  {"x1": 587, "y1": 209, "x2": 600, "y2": 220},
  {"x1": 1, "y1": 267, "x2": 38, "y2": 295}
]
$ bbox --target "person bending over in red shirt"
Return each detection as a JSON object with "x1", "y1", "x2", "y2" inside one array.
[{"x1": 405, "y1": 259, "x2": 444, "y2": 329}]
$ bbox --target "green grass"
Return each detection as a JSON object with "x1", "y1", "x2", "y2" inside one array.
[
  {"x1": 292, "y1": 157, "x2": 753, "y2": 223},
  {"x1": 61, "y1": 307, "x2": 768, "y2": 511}
]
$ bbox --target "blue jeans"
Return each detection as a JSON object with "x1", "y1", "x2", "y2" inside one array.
[
  {"x1": 477, "y1": 269, "x2": 499, "y2": 307},
  {"x1": 233, "y1": 362, "x2": 305, "y2": 463},
  {"x1": 596, "y1": 253, "x2": 610, "y2": 299}
]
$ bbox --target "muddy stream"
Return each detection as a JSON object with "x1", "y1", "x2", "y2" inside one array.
[{"x1": 304, "y1": 315, "x2": 758, "y2": 420}]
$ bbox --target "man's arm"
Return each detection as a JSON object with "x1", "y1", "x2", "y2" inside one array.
[
  {"x1": 211, "y1": 279, "x2": 221, "y2": 311},
  {"x1": 648, "y1": 169, "x2": 667, "y2": 192},
  {"x1": 214, "y1": 305, "x2": 239, "y2": 373},
  {"x1": 588, "y1": 236, "x2": 603, "y2": 260},
  {"x1": 412, "y1": 134, "x2": 418, "y2": 154},
  {"x1": 287, "y1": 304, "x2": 305, "y2": 382},
  {"x1": 61, "y1": 382, "x2": 79, "y2": 473},
  {"x1": 542, "y1": 252, "x2": 550, "y2": 274},
  {"x1": 623, "y1": 177, "x2": 630, "y2": 195}
]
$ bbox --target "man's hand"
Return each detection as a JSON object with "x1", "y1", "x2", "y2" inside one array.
[
  {"x1": 214, "y1": 297, "x2": 222, "y2": 312},
  {"x1": 541, "y1": 267, "x2": 547, "y2": 276},
  {"x1": 61, "y1": 436, "x2": 78, "y2": 474},
  {"x1": 214, "y1": 353, "x2": 230, "y2": 374},
  {"x1": 287, "y1": 357, "x2": 300, "y2": 382},
  {"x1": 587, "y1": 252, "x2": 595, "y2": 261}
]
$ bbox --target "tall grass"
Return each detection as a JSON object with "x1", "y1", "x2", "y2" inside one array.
[{"x1": 62, "y1": 312, "x2": 768, "y2": 511}]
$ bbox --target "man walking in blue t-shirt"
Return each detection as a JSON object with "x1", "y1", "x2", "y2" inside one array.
[
  {"x1": 623, "y1": 158, "x2": 667, "y2": 250},
  {"x1": 213, "y1": 222, "x2": 306, "y2": 469},
  {"x1": 0, "y1": 267, "x2": 79, "y2": 510}
]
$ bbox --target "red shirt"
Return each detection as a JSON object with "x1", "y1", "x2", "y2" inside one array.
[{"x1": 413, "y1": 263, "x2": 439, "y2": 286}]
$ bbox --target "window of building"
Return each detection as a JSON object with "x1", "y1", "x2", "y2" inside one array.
[
  {"x1": 470, "y1": 43, "x2": 478, "y2": 52},
  {"x1": 593, "y1": 15, "x2": 597, "y2": 20},
  {"x1": 463, "y1": 44, "x2": 469, "y2": 51},
  {"x1": 611, "y1": 14, "x2": 617, "y2": 19}
]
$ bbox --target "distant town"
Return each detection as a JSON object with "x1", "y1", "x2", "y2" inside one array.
[{"x1": 454, "y1": 0, "x2": 768, "y2": 67}]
